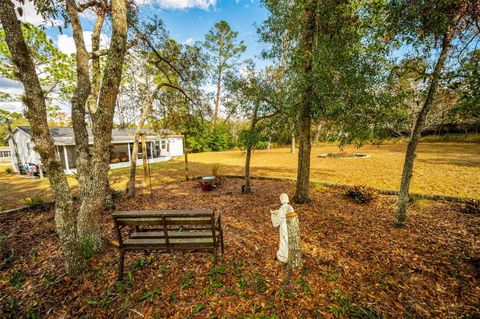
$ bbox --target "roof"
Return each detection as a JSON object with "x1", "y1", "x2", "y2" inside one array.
[
  {"x1": 16, "y1": 126, "x2": 176, "y2": 138},
  {"x1": 7, "y1": 126, "x2": 182, "y2": 145}
]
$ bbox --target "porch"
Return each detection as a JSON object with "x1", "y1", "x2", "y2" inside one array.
[{"x1": 56, "y1": 139, "x2": 172, "y2": 174}]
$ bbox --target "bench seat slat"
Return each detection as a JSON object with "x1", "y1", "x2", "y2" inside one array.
[
  {"x1": 131, "y1": 231, "x2": 219, "y2": 239},
  {"x1": 123, "y1": 237, "x2": 215, "y2": 246}
]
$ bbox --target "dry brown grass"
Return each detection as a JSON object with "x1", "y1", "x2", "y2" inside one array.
[
  {"x1": 0, "y1": 142, "x2": 478, "y2": 211},
  {"x1": 186, "y1": 142, "x2": 480, "y2": 198}
]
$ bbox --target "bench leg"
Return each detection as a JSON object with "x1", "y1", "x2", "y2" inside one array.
[{"x1": 118, "y1": 250, "x2": 125, "y2": 281}]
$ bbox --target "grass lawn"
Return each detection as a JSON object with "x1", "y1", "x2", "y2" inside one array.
[
  {"x1": 0, "y1": 142, "x2": 479, "y2": 211},
  {"x1": 1, "y1": 179, "x2": 479, "y2": 318}
]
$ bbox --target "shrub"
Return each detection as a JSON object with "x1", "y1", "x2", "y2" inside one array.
[
  {"x1": 462, "y1": 199, "x2": 480, "y2": 215},
  {"x1": 4, "y1": 167, "x2": 13, "y2": 174},
  {"x1": 254, "y1": 141, "x2": 268, "y2": 150},
  {"x1": 187, "y1": 121, "x2": 237, "y2": 153},
  {"x1": 110, "y1": 188, "x2": 122, "y2": 200},
  {"x1": 345, "y1": 185, "x2": 375, "y2": 204}
]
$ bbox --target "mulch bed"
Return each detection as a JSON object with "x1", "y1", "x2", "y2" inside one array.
[{"x1": 1, "y1": 178, "x2": 479, "y2": 318}]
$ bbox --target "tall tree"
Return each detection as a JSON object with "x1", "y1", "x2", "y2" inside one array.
[
  {"x1": 66, "y1": 0, "x2": 129, "y2": 252},
  {"x1": 449, "y1": 49, "x2": 480, "y2": 132},
  {"x1": 261, "y1": 0, "x2": 393, "y2": 203},
  {"x1": 227, "y1": 64, "x2": 280, "y2": 194},
  {"x1": 0, "y1": 0, "x2": 82, "y2": 273},
  {"x1": 203, "y1": 20, "x2": 246, "y2": 122},
  {"x1": 389, "y1": 0, "x2": 480, "y2": 226},
  {"x1": 0, "y1": 0, "x2": 130, "y2": 272}
]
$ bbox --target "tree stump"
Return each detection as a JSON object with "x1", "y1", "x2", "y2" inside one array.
[{"x1": 286, "y1": 211, "x2": 302, "y2": 270}]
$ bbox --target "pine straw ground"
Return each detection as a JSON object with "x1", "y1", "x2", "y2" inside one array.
[{"x1": 1, "y1": 179, "x2": 479, "y2": 318}]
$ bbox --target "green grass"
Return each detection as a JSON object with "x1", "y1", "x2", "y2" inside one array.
[{"x1": 0, "y1": 142, "x2": 479, "y2": 210}]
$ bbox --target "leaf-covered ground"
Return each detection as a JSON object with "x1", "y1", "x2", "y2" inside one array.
[{"x1": 1, "y1": 178, "x2": 479, "y2": 318}]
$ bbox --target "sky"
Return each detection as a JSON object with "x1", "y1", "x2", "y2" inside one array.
[{"x1": 0, "y1": 0, "x2": 270, "y2": 114}]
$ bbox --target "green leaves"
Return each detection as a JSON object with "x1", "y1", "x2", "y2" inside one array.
[
  {"x1": 260, "y1": 0, "x2": 394, "y2": 146},
  {"x1": 0, "y1": 23, "x2": 75, "y2": 104},
  {"x1": 140, "y1": 288, "x2": 162, "y2": 302}
]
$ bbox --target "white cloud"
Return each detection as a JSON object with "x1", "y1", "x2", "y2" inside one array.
[
  {"x1": 184, "y1": 37, "x2": 195, "y2": 45},
  {"x1": 57, "y1": 34, "x2": 76, "y2": 55},
  {"x1": 156, "y1": 0, "x2": 217, "y2": 10},
  {"x1": 0, "y1": 101, "x2": 23, "y2": 113},
  {"x1": 14, "y1": 0, "x2": 62, "y2": 27},
  {"x1": 57, "y1": 32, "x2": 111, "y2": 55}
]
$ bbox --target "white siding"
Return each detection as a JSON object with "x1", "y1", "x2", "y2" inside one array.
[
  {"x1": 168, "y1": 136, "x2": 184, "y2": 157},
  {"x1": 8, "y1": 129, "x2": 39, "y2": 172}
]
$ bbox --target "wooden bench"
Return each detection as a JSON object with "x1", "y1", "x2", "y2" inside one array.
[{"x1": 112, "y1": 209, "x2": 224, "y2": 280}]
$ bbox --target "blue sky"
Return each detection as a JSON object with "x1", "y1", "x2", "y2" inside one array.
[
  {"x1": 156, "y1": 0, "x2": 269, "y2": 66},
  {"x1": 0, "y1": 0, "x2": 270, "y2": 113}
]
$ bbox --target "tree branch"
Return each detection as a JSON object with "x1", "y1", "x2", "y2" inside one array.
[
  {"x1": 77, "y1": 0, "x2": 101, "y2": 12},
  {"x1": 90, "y1": 33, "x2": 144, "y2": 58}
]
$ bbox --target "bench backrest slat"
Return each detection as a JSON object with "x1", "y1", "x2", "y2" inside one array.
[
  {"x1": 112, "y1": 210, "x2": 216, "y2": 249},
  {"x1": 113, "y1": 210, "x2": 214, "y2": 227}
]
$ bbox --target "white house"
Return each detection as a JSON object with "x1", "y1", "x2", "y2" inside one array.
[{"x1": 6, "y1": 126, "x2": 184, "y2": 174}]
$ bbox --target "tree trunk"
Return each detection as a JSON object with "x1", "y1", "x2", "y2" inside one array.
[
  {"x1": 294, "y1": 0, "x2": 315, "y2": 204},
  {"x1": 141, "y1": 134, "x2": 148, "y2": 187},
  {"x1": 66, "y1": 0, "x2": 92, "y2": 200},
  {"x1": 126, "y1": 85, "x2": 160, "y2": 197},
  {"x1": 0, "y1": 0, "x2": 83, "y2": 273},
  {"x1": 395, "y1": 29, "x2": 452, "y2": 226},
  {"x1": 290, "y1": 133, "x2": 295, "y2": 154},
  {"x1": 126, "y1": 134, "x2": 140, "y2": 197},
  {"x1": 77, "y1": 0, "x2": 128, "y2": 254},
  {"x1": 243, "y1": 146, "x2": 252, "y2": 194},
  {"x1": 243, "y1": 103, "x2": 259, "y2": 194},
  {"x1": 314, "y1": 122, "x2": 321, "y2": 143},
  {"x1": 183, "y1": 134, "x2": 190, "y2": 181},
  {"x1": 267, "y1": 136, "x2": 271, "y2": 150},
  {"x1": 295, "y1": 114, "x2": 312, "y2": 203},
  {"x1": 86, "y1": 6, "x2": 106, "y2": 116},
  {"x1": 213, "y1": 64, "x2": 223, "y2": 122},
  {"x1": 287, "y1": 212, "x2": 302, "y2": 270}
]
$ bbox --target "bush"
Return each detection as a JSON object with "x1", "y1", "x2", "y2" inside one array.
[
  {"x1": 345, "y1": 185, "x2": 375, "y2": 204},
  {"x1": 111, "y1": 188, "x2": 122, "y2": 200},
  {"x1": 462, "y1": 199, "x2": 480, "y2": 214},
  {"x1": 187, "y1": 122, "x2": 236, "y2": 153},
  {"x1": 254, "y1": 141, "x2": 269, "y2": 150},
  {"x1": 4, "y1": 167, "x2": 13, "y2": 174}
]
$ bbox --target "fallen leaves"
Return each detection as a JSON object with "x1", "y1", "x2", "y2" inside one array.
[{"x1": 0, "y1": 178, "x2": 479, "y2": 318}]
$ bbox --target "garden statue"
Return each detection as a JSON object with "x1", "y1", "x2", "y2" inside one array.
[{"x1": 270, "y1": 193, "x2": 294, "y2": 263}]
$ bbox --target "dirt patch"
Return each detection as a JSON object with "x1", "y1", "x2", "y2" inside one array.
[{"x1": 1, "y1": 179, "x2": 479, "y2": 318}]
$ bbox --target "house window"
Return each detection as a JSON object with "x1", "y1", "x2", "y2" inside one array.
[
  {"x1": 161, "y1": 140, "x2": 166, "y2": 149},
  {"x1": 0, "y1": 151, "x2": 10, "y2": 158},
  {"x1": 65, "y1": 146, "x2": 77, "y2": 168},
  {"x1": 110, "y1": 144, "x2": 129, "y2": 164}
]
